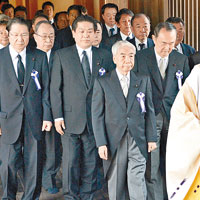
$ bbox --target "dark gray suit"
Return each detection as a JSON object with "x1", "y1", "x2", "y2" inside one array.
[
  {"x1": 92, "y1": 69, "x2": 157, "y2": 199},
  {"x1": 135, "y1": 47, "x2": 190, "y2": 200},
  {"x1": 42, "y1": 50, "x2": 62, "y2": 191},
  {"x1": 0, "y1": 46, "x2": 51, "y2": 199},
  {"x1": 50, "y1": 45, "x2": 114, "y2": 199}
]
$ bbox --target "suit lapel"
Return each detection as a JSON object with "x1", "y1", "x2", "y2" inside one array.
[
  {"x1": 107, "y1": 70, "x2": 127, "y2": 111},
  {"x1": 90, "y1": 47, "x2": 101, "y2": 88},
  {"x1": 127, "y1": 71, "x2": 141, "y2": 113},
  {"x1": 147, "y1": 49, "x2": 163, "y2": 93},
  {"x1": 164, "y1": 52, "x2": 178, "y2": 92},
  {"x1": 23, "y1": 48, "x2": 35, "y2": 94},
  {"x1": 4, "y1": 46, "x2": 21, "y2": 92}
]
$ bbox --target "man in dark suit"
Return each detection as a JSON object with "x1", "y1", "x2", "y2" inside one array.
[
  {"x1": 92, "y1": 40, "x2": 157, "y2": 200},
  {"x1": 101, "y1": 3, "x2": 119, "y2": 42},
  {"x1": 42, "y1": 1, "x2": 55, "y2": 26},
  {"x1": 34, "y1": 20, "x2": 61, "y2": 194},
  {"x1": 103, "y1": 8, "x2": 134, "y2": 51},
  {"x1": 166, "y1": 17, "x2": 195, "y2": 56},
  {"x1": 129, "y1": 13, "x2": 154, "y2": 51},
  {"x1": 50, "y1": 15, "x2": 114, "y2": 200},
  {"x1": 55, "y1": 5, "x2": 81, "y2": 49},
  {"x1": 0, "y1": 17, "x2": 52, "y2": 199},
  {"x1": 135, "y1": 22, "x2": 190, "y2": 200}
]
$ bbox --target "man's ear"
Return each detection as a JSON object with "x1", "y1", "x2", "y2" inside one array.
[{"x1": 113, "y1": 55, "x2": 117, "y2": 64}]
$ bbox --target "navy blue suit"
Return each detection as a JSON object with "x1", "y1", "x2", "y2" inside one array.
[{"x1": 180, "y1": 43, "x2": 195, "y2": 56}]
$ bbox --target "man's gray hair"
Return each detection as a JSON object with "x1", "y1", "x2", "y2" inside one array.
[{"x1": 112, "y1": 40, "x2": 136, "y2": 56}]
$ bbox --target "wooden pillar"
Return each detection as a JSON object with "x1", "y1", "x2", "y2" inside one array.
[
  {"x1": 74, "y1": 0, "x2": 94, "y2": 17},
  {"x1": 25, "y1": 0, "x2": 38, "y2": 20}
]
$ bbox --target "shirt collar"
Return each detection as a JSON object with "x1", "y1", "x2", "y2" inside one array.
[
  {"x1": 76, "y1": 44, "x2": 92, "y2": 57},
  {"x1": 120, "y1": 31, "x2": 133, "y2": 41},
  {"x1": 154, "y1": 47, "x2": 169, "y2": 64},
  {"x1": 116, "y1": 67, "x2": 130, "y2": 81},
  {"x1": 135, "y1": 37, "x2": 147, "y2": 49},
  {"x1": 9, "y1": 44, "x2": 26, "y2": 60}
]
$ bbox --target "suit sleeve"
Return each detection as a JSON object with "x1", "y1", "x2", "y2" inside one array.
[
  {"x1": 92, "y1": 78, "x2": 108, "y2": 147},
  {"x1": 145, "y1": 76, "x2": 157, "y2": 142},
  {"x1": 41, "y1": 53, "x2": 52, "y2": 121},
  {"x1": 50, "y1": 50, "x2": 64, "y2": 120}
]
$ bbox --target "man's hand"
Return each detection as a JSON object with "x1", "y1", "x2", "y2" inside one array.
[
  {"x1": 0, "y1": 128, "x2": 1, "y2": 136},
  {"x1": 148, "y1": 142, "x2": 157, "y2": 152},
  {"x1": 55, "y1": 120, "x2": 65, "y2": 135},
  {"x1": 98, "y1": 145, "x2": 108, "y2": 160},
  {"x1": 42, "y1": 121, "x2": 52, "y2": 132}
]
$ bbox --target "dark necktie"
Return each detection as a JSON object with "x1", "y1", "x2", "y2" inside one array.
[
  {"x1": 139, "y1": 43, "x2": 145, "y2": 50},
  {"x1": 17, "y1": 54, "x2": 25, "y2": 86},
  {"x1": 82, "y1": 50, "x2": 91, "y2": 87},
  {"x1": 126, "y1": 36, "x2": 131, "y2": 41},
  {"x1": 110, "y1": 28, "x2": 115, "y2": 36}
]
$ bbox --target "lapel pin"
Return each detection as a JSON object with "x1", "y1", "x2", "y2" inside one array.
[
  {"x1": 32, "y1": 58, "x2": 35, "y2": 61},
  {"x1": 173, "y1": 64, "x2": 176, "y2": 67}
]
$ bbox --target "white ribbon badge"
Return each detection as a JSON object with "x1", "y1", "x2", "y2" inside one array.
[
  {"x1": 176, "y1": 70, "x2": 183, "y2": 90},
  {"x1": 31, "y1": 70, "x2": 41, "y2": 90},
  {"x1": 136, "y1": 92, "x2": 146, "y2": 113}
]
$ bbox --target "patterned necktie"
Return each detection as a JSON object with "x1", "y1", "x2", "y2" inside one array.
[
  {"x1": 139, "y1": 43, "x2": 145, "y2": 50},
  {"x1": 159, "y1": 58, "x2": 166, "y2": 79},
  {"x1": 121, "y1": 75, "x2": 129, "y2": 98},
  {"x1": 110, "y1": 28, "x2": 115, "y2": 36},
  {"x1": 82, "y1": 50, "x2": 91, "y2": 87},
  {"x1": 17, "y1": 54, "x2": 25, "y2": 86}
]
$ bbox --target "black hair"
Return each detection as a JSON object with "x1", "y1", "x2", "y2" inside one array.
[
  {"x1": 67, "y1": 5, "x2": 81, "y2": 15},
  {"x1": 72, "y1": 15, "x2": 97, "y2": 32},
  {"x1": 14, "y1": 6, "x2": 27, "y2": 16},
  {"x1": 101, "y1": 3, "x2": 118, "y2": 15},
  {"x1": 54, "y1": 11, "x2": 67, "y2": 24},
  {"x1": 1, "y1": 3, "x2": 14, "y2": 13},
  {"x1": 6, "y1": 17, "x2": 29, "y2": 32},
  {"x1": 131, "y1": 13, "x2": 150, "y2": 25},
  {"x1": 115, "y1": 8, "x2": 134, "y2": 24},
  {"x1": 166, "y1": 17, "x2": 184, "y2": 26},
  {"x1": 154, "y1": 22, "x2": 176, "y2": 37},
  {"x1": 42, "y1": 1, "x2": 54, "y2": 10}
]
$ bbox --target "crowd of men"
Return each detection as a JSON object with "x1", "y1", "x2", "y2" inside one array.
[{"x1": 0, "y1": 0, "x2": 199, "y2": 200}]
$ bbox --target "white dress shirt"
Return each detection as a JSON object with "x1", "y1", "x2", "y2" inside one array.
[
  {"x1": 135, "y1": 37, "x2": 148, "y2": 50},
  {"x1": 0, "y1": 43, "x2": 6, "y2": 49},
  {"x1": 76, "y1": 44, "x2": 93, "y2": 73},
  {"x1": 120, "y1": 31, "x2": 133, "y2": 41},
  {"x1": 46, "y1": 49, "x2": 51, "y2": 63},
  {"x1": 175, "y1": 43, "x2": 183, "y2": 54},
  {"x1": 154, "y1": 48, "x2": 169, "y2": 77},
  {"x1": 105, "y1": 24, "x2": 118, "y2": 37},
  {"x1": 116, "y1": 68, "x2": 130, "y2": 97},
  {"x1": 9, "y1": 45, "x2": 26, "y2": 78}
]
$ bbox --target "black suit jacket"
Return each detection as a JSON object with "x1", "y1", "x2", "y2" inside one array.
[
  {"x1": 188, "y1": 51, "x2": 200, "y2": 71},
  {"x1": 102, "y1": 32, "x2": 135, "y2": 51},
  {"x1": 92, "y1": 70, "x2": 157, "y2": 177},
  {"x1": 135, "y1": 47, "x2": 190, "y2": 120},
  {"x1": 180, "y1": 43, "x2": 195, "y2": 57},
  {"x1": 0, "y1": 46, "x2": 51, "y2": 144},
  {"x1": 50, "y1": 45, "x2": 114, "y2": 135},
  {"x1": 54, "y1": 26, "x2": 75, "y2": 49},
  {"x1": 129, "y1": 37, "x2": 154, "y2": 51}
]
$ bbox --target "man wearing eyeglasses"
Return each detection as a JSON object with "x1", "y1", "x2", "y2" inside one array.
[
  {"x1": 0, "y1": 17, "x2": 52, "y2": 199},
  {"x1": 34, "y1": 20, "x2": 61, "y2": 195}
]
